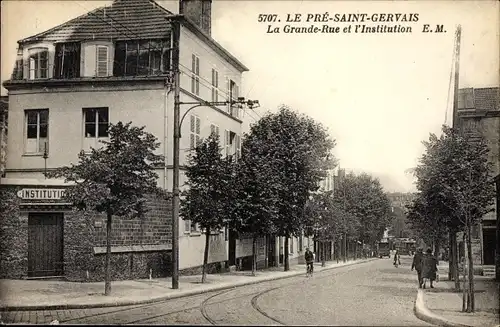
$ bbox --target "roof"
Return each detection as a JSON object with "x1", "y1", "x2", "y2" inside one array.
[
  {"x1": 17, "y1": 0, "x2": 249, "y2": 72},
  {"x1": 20, "y1": 0, "x2": 174, "y2": 43}
]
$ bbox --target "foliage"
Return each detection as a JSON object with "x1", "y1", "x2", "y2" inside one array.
[
  {"x1": 410, "y1": 125, "x2": 495, "y2": 235},
  {"x1": 240, "y1": 105, "x2": 336, "y2": 270},
  {"x1": 48, "y1": 122, "x2": 164, "y2": 215},
  {"x1": 47, "y1": 122, "x2": 163, "y2": 294},
  {"x1": 244, "y1": 106, "x2": 336, "y2": 237},
  {"x1": 333, "y1": 172, "x2": 392, "y2": 246},
  {"x1": 180, "y1": 133, "x2": 232, "y2": 232}
]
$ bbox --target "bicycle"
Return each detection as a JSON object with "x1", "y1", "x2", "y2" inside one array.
[{"x1": 306, "y1": 262, "x2": 314, "y2": 277}]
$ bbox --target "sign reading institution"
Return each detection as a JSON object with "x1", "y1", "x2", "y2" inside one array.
[{"x1": 17, "y1": 188, "x2": 67, "y2": 200}]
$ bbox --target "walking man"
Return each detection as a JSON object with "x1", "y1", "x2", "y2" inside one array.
[{"x1": 411, "y1": 248, "x2": 424, "y2": 288}]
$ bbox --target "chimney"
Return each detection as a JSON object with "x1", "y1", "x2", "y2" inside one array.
[{"x1": 179, "y1": 0, "x2": 212, "y2": 35}]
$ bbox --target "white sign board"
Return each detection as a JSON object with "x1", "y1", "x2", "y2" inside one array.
[{"x1": 16, "y1": 188, "x2": 66, "y2": 200}]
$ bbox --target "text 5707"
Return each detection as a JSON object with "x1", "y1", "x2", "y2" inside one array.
[{"x1": 258, "y1": 14, "x2": 279, "y2": 22}]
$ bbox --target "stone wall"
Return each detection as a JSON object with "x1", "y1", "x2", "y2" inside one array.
[{"x1": 0, "y1": 188, "x2": 26, "y2": 278}]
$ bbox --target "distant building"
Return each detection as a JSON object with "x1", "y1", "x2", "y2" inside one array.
[{"x1": 457, "y1": 86, "x2": 499, "y2": 275}]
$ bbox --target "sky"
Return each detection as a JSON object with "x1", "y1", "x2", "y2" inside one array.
[{"x1": 1, "y1": 0, "x2": 499, "y2": 193}]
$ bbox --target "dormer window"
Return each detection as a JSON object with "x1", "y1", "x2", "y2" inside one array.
[
  {"x1": 28, "y1": 48, "x2": 48, "y2": 80},
  {"x1": 113, "y1": 39, "x2": 171, "y2": 77},
  {"x1": 54, "y1": 42, "x2": 81, "y2": 79}
]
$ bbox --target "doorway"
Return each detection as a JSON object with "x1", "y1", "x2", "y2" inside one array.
[{"x1": 28, "y1": 213, "x2": 64, "y2": 277}]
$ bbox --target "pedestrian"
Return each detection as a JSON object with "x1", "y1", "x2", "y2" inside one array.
[
  {"x1": 411, "y1": 248, "x2": 424, "y2": 288},
  {"x1": 421, "y1": 248, "x2": 438, "y2": 289},
  {"x1": 304, "y1": 247, "x2": 314, "y2": 276},
  {"x1": 393, "y1": 250, "x2": 401, "y2": 267}
]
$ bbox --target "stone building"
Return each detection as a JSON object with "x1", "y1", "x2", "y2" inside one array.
[
  {"x1": 0, "y1": 0, "x2": 248, "y2": 280},
  {"x1": 457, "y1": 86, "x2": 499, "y2": 276}
]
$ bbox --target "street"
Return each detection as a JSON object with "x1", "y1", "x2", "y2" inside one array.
[{"x1": 2, "y1": 257, "x2": 431, "y2": 325}]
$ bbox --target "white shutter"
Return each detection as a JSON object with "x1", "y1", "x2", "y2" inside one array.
[
  {"x1": 226, "y1": 77, "x2": 230, "y2": 113},
  {"x1": 185, "y1": 219, "x2": 191, "y2": 233},
  {"x1": 225, "y1": 130, "x2": 230, "y2": 157},
  {"x1": 96, "y1": 46, "x2": 109, "y2": 77}
]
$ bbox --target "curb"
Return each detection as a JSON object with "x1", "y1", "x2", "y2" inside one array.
[
  {"x1": 1, "y1": 258, "x2": 377, "y2": 311},
  {"x1": 414, "y1": 289, "x2": 472, "y2": 327}
]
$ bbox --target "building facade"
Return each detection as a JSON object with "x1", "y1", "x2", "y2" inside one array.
[
  {"x1": 0, "y1": 0, "x2": 248, "y2": 280},
  {"x1": 457, "y1": 87, "x2": 499, "y2": 274}
]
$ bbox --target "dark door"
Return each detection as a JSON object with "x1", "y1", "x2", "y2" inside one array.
[
  {"x1": 483, "y1": 228, "x2": 496, "y2": 265},
  {"x1": 267, "y1": 236, "x2": 276, "y2": 267},
  {"x1": 28, "y1": 213, "x2": 64, "y2": 277}
]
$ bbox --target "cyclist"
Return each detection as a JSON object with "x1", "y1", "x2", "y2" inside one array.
[{"x1": 304, "y1": 247, "x2": 314, "y2": 276}]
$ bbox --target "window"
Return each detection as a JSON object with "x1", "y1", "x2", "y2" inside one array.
[
  {"x1": 28, "y1": 48, "x2": 48, "y2": 79},
  {"x1": 96, "y1": 46, "x2": 109, "y2": 77},
  {"x1": 190, "y1": 115, "x2": 201, "y2": 149},
  {"x1": 83, "y1": 108, "x2": 109, "y2": 138},
  {"x1": 191, "y1": 54, "x2": 200, "y2": 95},
  {"x1": 54, "y1": 42, "x2": 81, "y2": 79},
  {"x1": 290, "y1": 237, "x2": 294, "y2": 254},
  {"x1": 184, "y1": 219, "x2": 199, "y2": 233},
  {"x1": 113, "y1": 39, "x2": 171, "y2": 76},
  {"x1": 25, "y1": 109, "x2": 48, "y2": 154},
  {"x1": 210, "y1": 124, "x2": 220, "y2": 138},
  {"x1": 12, "y1": 48, "x2": 23, "y2": 80},
  {"x1": 211, "y1": 68, "x2": 219, "y2": 102},
  {"x1": 299, "y1": 235, "x2": 303, "y2": 252}
]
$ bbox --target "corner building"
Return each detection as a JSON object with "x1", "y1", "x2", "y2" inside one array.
[{"x1": 0, "y1": 0, "x2": 247, "y2": 281}]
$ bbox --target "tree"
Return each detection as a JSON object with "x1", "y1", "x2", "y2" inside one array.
[
  {"x1": 48, "y1": 122, "x2": 163, "y2": 295},
  {"x1": 243, "y1": 106, "x2": 336, "y2": 271},
  {"x1": 334, "y1": 173, "x2": 393, "y2": 250},
  {"x1": 410, "y1": 125, "x2": 495, "y2": 312},
  {"x1": 304, "y1": 190, "x2": 345, "y2": 266},
  {"x1": 229, "y1": 135, "x2": 278, "y2": 275},
  {"x1": 180, "y1": 133, "x2": 233, "y2": 283}
]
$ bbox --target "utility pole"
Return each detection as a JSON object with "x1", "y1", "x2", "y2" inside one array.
[
  {"x1": 342, "y1": 168, "x2": 347, "y2": 263},
  {"x1": 171, "y1": 16, "x2": 181, "y2": 290},
  {"x1": 449, "y1": 24, "x2": 462, "y2": 290}
]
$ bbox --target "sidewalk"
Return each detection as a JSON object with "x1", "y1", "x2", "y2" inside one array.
[
  {"x1": 415, "y1": 262, "x2": 500, "y2": 327},
  {"x1": 0, "y1": 258, "x2": 375, "y2": 311}
]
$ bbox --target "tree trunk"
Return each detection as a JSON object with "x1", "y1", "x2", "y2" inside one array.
[
  {"x1": 104, "y1": 212, "x2": 112, "y2": 296},
  {"x1": 284, "y1": 236, "x2": 290, "y2": 271},
  {"x1": 201, "y1": 226, "x2": 211, "y2": 283},
  {"x1": 449, "y1": 230, "x2": 460, "y2": 290},
  {"x1": 343, "y1": 233, "x2": 347, "y2": 263},
  {"x1": 448, "y1": 230, "x2": 454, "y2": 280},
  {"x1": 466, "y1": 224, "x2": 475, "y2": 312},
  {"x1": 252, "y1": 234, "x2": 257, "y2": 276},
  {"x1": 462, "y1": 232, "x2": 467, "y2": 312},
  {"x1": 321, "y1": 241, "x2": 326, "y2": 267},
  {"x1": 434, "y1": 237, "x2": 441, "y2": 265}
]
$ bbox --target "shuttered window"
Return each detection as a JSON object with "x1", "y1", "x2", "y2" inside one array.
[
  {"x1": 96, "y1": 46, "x2": 109, "y2": 77},
  {"x1": 190, "y1": 115, "x2": 201, "y2": 150}
]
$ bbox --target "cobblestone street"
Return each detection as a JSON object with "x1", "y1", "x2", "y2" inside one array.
[{"x1": 1, "y1": 257, "x2": 431, "y2": 325}]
